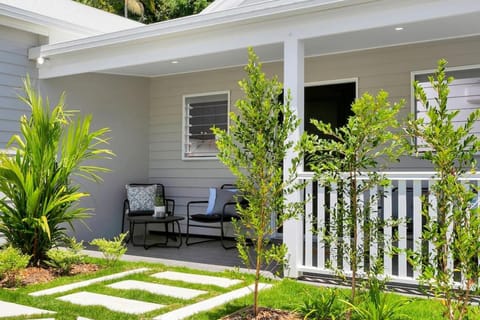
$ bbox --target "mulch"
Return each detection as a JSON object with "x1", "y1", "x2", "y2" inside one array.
[
  {"x1": 0, "y1": 263, "x2": 100, "y2": 288},
  {"x1": 221, "y1": 306, "x2": 302, "y2": 320}
]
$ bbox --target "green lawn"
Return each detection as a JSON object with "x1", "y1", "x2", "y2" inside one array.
[{"x1": 0, "y1": 257, "x2": 473, "y2": 319}]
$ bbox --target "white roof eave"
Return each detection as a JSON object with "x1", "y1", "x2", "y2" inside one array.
[
  {"x1": 29, "y1": 0, "x2": 480, "y2": 79},
  {"x1": 29, "y1": 0, "x2": 369, "y2": 59}
]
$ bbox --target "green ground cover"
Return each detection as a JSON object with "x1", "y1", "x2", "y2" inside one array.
[{"x1": 0, "y1": 257, "x2": 470, "y2": 320}]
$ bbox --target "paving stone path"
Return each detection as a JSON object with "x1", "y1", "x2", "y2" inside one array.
[{"x1": 0, "y1": 269, "x2": 270, "y2": 319}]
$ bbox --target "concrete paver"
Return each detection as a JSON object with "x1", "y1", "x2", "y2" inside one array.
[
  {"x1": 0, "y1": 301, "x2": 54, "y2": 318},
  {"x1": 108, "y1": 280, "x2": 207, "y2": 299},
  {"x1": 57, "y1": 291, "x2": 164, "y2": 314},
  {"x1": 153, "y1": 283, "x2": 272, "y2": 320},
  {"x1": 30, "y1": 267, "x2": 150, "y2": 296},
  {"x1": 152, "y1": 271, "x2": 242, "y2": 288}
]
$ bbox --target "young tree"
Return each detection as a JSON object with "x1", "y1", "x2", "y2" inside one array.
[
  {"x1": 212, "y1": 48, "x2": 304, "y2": 316},
  {"x1": 303, "y1": 90, "x2": 404, "y2": 317},
  {"x1": 0, "y1": 77, "x2": 113, "y2": 265},
  {"x1": 406, "y1": 59, "x2": 480, "y2": 320}
]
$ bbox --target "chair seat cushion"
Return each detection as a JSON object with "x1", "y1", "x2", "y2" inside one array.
[
  {"x1": 128, "y1": 210, "x2": 153, "y2": 216},
  {"x1": 191, "y1": 213, "x2": 240, "y2": 222}
]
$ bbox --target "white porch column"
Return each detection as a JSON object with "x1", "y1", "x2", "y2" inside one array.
[{"x1": 283, "y1": 36, "x2": 304, "y2": 278}]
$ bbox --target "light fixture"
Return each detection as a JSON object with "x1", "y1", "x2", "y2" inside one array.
[
  {"x1": 395, "y1": 27, "x2": 404, "y2": 31},
  {"x1": 36, "y1": 56, "x2": 48, "y2": 65},
  {"x1": 171, "y1": 60, "x2": 179, "y2": 64}
]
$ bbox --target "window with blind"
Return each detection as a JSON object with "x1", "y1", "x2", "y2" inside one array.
[
  {"x1": 413, "y1": 66, "x2": 480, "y2": 149},
  {"x1": 183, "y1": 92, "x2": 230, "y2": 159}
]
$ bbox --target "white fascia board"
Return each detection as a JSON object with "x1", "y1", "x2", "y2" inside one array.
[
  {"x1": 33, "y1": 0, "x2": 480, "y2": 79},
  {"x1": 29, "y1": 0, "x2": 369, "y2": 59}
]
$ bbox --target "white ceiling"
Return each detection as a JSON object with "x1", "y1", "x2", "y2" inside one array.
[{"x1": 104, "y1": 9, "x2": 480, "y2": 78}]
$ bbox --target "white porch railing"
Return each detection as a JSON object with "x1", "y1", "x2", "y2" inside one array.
[{"x1": 285, "y1": 171, "x2": 480, "y2": 285}]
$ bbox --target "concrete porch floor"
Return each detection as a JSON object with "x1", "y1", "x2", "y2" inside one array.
[{"x1": 123, "y1": 234, "x2": 247, "y2": 269}]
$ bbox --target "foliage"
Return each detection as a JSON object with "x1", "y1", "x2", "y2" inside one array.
[
  {"x1": 0, "y1": 246, "x2": 30, "y2": 287},
  {"x1": 154, "y1": 194, "x2": 164, "y2": 206},
  {"x1": 405, "y1": 59, "x2": 480, "y2": 320},
  {"x1": 296, "y1": 287, "x2": 345, "y2": 319},
  {"x1": 302, "y1": 90, "x2": 405, "y2": 316},
  {"x1": 212, "y1": 48, "x2": 304, "y2": 316},
  {"x1": 0, "y1": 77, "x2": 113, "y2": 265},
  {"x1": 45, "y1": 238, "x2": 86, "y2": 274},
  {"x1": 45, "y1": 249, "x2": 85, "y2": 275},
  {"x1": 344, "y1": 277, "x2": 411, "y2": 320},
  {"x1": 74, "y1": 0, "x2": 214, "y2": 23},
  {"x1": 90, "y1": 232, "x2": 128, "y2": 266}
]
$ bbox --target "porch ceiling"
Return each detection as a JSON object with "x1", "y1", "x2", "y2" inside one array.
[{"x1": 30, "y1": 0, "x2": 480, "y2": 79}]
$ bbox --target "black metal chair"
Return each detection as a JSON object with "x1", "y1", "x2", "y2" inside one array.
[
  {"x1": 121, "y1": 183, "x2": 175, "y2": 242},
  {"x1": 186, "y1": 184, "x2": 241, "y2": 249}
]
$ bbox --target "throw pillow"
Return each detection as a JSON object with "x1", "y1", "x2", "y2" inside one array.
[
  {"x1": 206, "y1": 187, "x2": 237, "y2": 215},
  {"x1": 127, "y1": 185, "x2": 156, "y2": 211}
]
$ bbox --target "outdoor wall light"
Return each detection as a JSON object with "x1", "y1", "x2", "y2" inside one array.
[
  {"x1": 171, "y1": 60, "x2": 179, "y2": 64},
  {"x1": 395, "y1": 27, "x2": 404, "y2": 31},
  {"x1": 36, "y1": 56, "x2": 48, "y2": 65}
]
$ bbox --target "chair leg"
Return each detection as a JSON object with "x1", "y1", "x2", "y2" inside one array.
[{"x1": 220, "y1": 219, "x2": 236, "y2": 250}]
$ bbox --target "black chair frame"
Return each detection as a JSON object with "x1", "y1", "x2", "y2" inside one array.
[
  {"x1": 121, "y1": 183, "x2": 175, "y2": 242},
  {"x1": 186, "y1": 184, "x2": 239, "y2": 249}
]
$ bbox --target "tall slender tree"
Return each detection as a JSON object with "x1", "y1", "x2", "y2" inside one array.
[{"x1": 213, "y1": 48, "x2": 304, "y2": 316}]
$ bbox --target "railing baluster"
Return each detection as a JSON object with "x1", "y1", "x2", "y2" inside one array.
[
  {"x1": 330, "y1": 183, "x2": 338, "y2": 270},
  {"x1": 343, "y1": 180, "x2": 351, "y2": 273},
  {"x1": 370, "y1": 186, "x2": 378, "y2": 271},
  {"x1": 428, "y1": 179, "x2": 436, "y2": 267},
  {"x1": 413, "y1": 180, "x2": 422, "y2": 279},
  {"x1": 318, "y1": 185, "x2": 326, "y2": 270},
  {"x1": 384, "y1": 184, "x2": 393, "y2": 276},
  {"x1": 398, "y1": 180, "x2": 407, "y2": 278},
  {"x1": 357, "y1": 186, "x2": 364, "y2": 275},
  {"x1": 305, "y1": 181, "x2": 313, "y2": 267}
]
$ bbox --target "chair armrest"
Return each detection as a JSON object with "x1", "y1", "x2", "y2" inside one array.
[
  {"x1": 187, "y1": 200, "x2": 209, "y2": 218},
  {"x1": 166, "y1": 198, "x2": 175, "y2": 216},
  {"x1": 123, "y1": 199, "x2": 130, "y2": 216}
]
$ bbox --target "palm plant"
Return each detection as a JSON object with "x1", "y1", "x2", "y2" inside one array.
[{"x1": 0, "y1": 77, "x2": 113, "y2": 265}]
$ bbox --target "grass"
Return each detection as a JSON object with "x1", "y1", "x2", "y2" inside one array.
[{"x1": 0, "y1": 257, "x2": 476, "y2": 319}]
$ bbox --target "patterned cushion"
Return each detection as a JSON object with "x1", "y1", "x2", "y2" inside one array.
[
  {"x1": 206, "y1": 187, "x2": 237, "y2": 215},
  {"x1": 127, "y1": 185, "x2": 156, "y2": 211}
]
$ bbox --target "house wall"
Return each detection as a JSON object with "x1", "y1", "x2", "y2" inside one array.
[
  {"x1": 40, "y1": 74, "x2": 150, "y2": 241},
  {"x1": 150, "y1": 36, "x2": 480, "y2": 232},
  {"x1": 0, "y1": 25, "x2": 39, "y2": 147}
]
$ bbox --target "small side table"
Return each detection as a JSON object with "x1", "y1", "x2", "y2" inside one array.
[{"x1": 127, "y1": 215, "x2": 184, "y2": 249}]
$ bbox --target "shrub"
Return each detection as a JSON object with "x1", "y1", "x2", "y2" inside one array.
[
  {"x1": 90, "y1": 232, "x2": 128, "y2": 266},
  {"x1": 45, "y1": 249, "x2": 85, "y2": 275},
  {"x1": 344, "y1": 277, "x2": 411, "y2": 320},
  {"x1": 0, "y1": 246, "x2": 30, "y2": 286},
  {"x1": 0, "y1": 77, "x2": 113, "y2": 265},
  {"x1": 296, "y1": 288, "x2": 345, "y2": 320},
  {"x1": 45, "y1": 238, "x2": 86, "y2": 274}
]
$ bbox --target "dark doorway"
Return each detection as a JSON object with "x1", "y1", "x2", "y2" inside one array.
[
  {"x1": 304, "y1": 82, "x2": 356, "y2": 136},
  {"x1": 304, "y1": 82, "x2": 356, "y2": 170}
]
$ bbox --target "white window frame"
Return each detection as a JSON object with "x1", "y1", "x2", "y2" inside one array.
[
  {"x1": 182, "y1": 91, "x2": 230, "y2": 160},
  {"x1": 411, "y1": 64, "x2": 480, "y2": 149}
]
